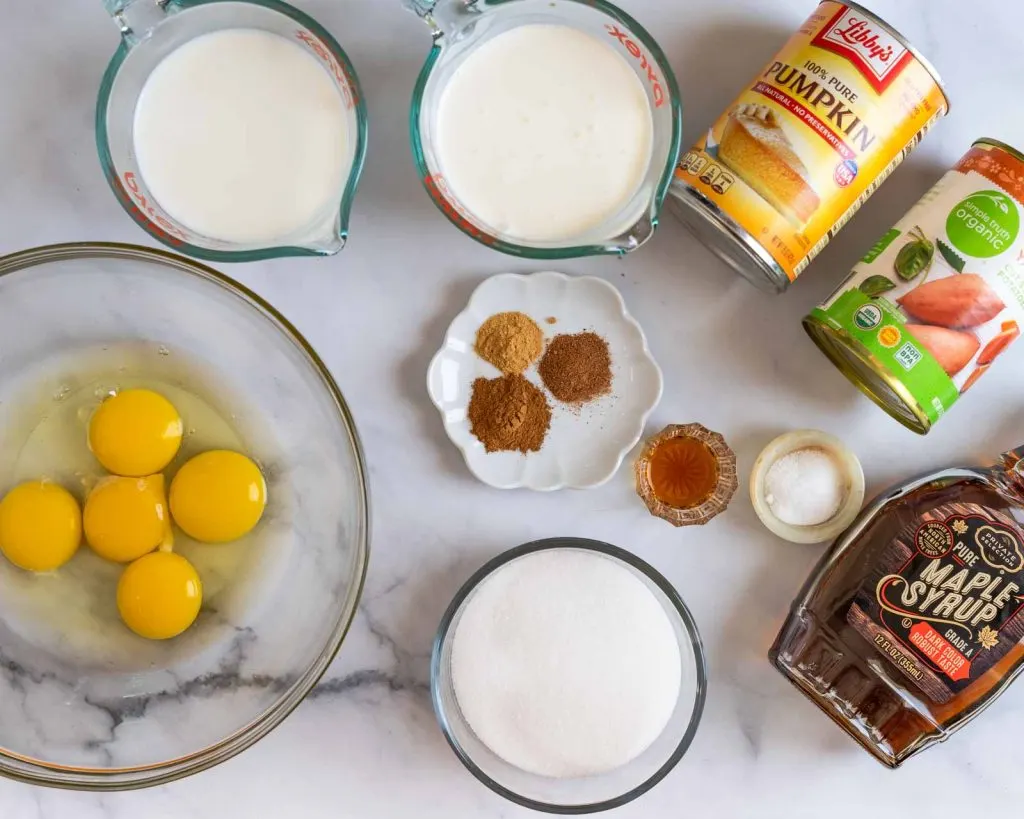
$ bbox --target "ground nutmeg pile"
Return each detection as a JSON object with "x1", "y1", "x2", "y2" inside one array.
[
  {"x1": 538, "y1": 331, "x2": 612, "y2": 404},
  {"x1": 475, "y1": 311, "x2": 544, "y2": 374},
  {"x1": 468, "y1": 374, "x2": 552, "y2": 453}
]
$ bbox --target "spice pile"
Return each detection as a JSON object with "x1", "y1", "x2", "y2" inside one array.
[
  {"x1": 468, "y1": 374, "x2": 551, "y2": 454},
  {"x1": 538, "y1": 331, "x2": 612, "y2": 404},
  {"x1": 466, "y1": 311, "x2": 614, "y2": 454},
  {"x1": 475, "y1": 311, "x2": 544, "y2": 374}
]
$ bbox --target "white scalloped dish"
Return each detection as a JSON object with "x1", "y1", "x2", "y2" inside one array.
[{"x1": 427, "y1": 272, "x2": 663, "y2": 490}]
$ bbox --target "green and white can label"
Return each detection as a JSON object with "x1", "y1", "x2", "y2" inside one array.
[{"x1": 808, "y1": 140, "x2": 1024, "y2": 426}]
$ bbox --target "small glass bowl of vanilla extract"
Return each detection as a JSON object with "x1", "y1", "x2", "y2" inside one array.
[{"x1": 634, "y1": 424, "x2": 738, "y2": 527}]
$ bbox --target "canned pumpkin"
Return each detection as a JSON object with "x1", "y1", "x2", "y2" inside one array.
[
  {"x1": 804, "y1": 139, "x2": 1024, "y2": 434},
  {"x1": 669, "y1": 1, "x2": 949, "y2": 293}
]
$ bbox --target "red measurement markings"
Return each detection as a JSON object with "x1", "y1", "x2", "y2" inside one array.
[
  {"x1": 423, "y1": 175, "x2": 495, "y2": 246},
  {"x1": 119, "y1": 172, "x2": 187, "y2": 246},
  {"x1": 294, "y1": 30, "x2": 359, "y2": 109},
  {"x1": 605, "y1": 25, "x2": 666, "y2": 109}
]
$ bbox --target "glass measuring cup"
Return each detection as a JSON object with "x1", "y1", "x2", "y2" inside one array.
[
  {"x1": 97, "y1": 0, "x2": 368, "y2": 262},
  {"x1": 405, "y1": 0, "x2": 682, "y2": 259}
]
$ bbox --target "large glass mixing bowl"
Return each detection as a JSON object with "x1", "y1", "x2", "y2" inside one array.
[{"x1": 0, "y1": 243, "x2": 369, "y2": 789}]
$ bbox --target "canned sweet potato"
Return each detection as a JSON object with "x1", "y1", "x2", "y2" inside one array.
[
  {"x1": 805, "y1": 139, "x2": 1024, "y2": 434},
  {"x1": 670, "y1": 2, "x2": 949, "y2": 293}
]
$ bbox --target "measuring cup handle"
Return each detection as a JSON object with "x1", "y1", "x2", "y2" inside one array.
[
  {"x1": 402, "y1": 0, "x2": 438, "y2": 16},
  {"x1": 402, "y1": 0, "x2": 479, "y2": 35},
  {"x1": 102, "y1": 0, "x2": 172, "y2": 42}
]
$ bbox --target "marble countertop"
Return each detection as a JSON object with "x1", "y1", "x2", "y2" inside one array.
[{"x1": 1, "y1": 0, "x2": 1023, "y2": 816}]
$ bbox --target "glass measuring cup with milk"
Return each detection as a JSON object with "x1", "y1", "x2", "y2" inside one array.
[
  {"x1": 97, "y1": 0, "x2": 367, "y2": 262},
  {"x1": 406, "y1": 0, "x2": 682, "y2": 258}
]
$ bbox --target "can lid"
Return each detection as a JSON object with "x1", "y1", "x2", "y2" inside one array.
[
  {"x1": 972, "y1": 138, "x2": 1024, "y2": 166},
  {"x1": 667, "y1": 184, "x2": 789, "y2": 294},
  {"x1": 803, "y1": 316, "x2": 931, "y2": 434},
  {"x1": 840, "y1": 1, "x2": 951, "y2": 112}
]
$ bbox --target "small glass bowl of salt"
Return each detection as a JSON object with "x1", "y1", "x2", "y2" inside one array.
[{"x1": 749, "y1": 430, "x2": 865, "y2": 544}]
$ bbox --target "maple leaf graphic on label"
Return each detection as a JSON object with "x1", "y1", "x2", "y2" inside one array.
[
  {"x1": 952, "y1": 519, "x2": 969, "y2": 536},
  {"x1": 979, "y1": 626, "x2": 999, "y2": 651}
]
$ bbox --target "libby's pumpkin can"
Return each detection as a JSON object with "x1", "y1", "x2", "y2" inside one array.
[{"x1": 669, "y1": 2, "x2": 949, "y2": 293}]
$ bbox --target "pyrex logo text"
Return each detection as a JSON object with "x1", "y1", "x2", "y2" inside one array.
[
  {"x1": 294, "y1": 30, "x2": 358, "y2": 109},
  {"x1": 424, "y1": 174, "x2": 495, "y2": 246},
  {"x1": 605, "y1": 25, "x2": 665, "y2": 108},
  {"x1": 120, "y1": 172, "x2": 187, "y2": 244}
]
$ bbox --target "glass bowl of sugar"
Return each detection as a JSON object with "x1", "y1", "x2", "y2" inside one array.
[{"x1": 431, "y1": 538, "x2": 706, "y2": 813}]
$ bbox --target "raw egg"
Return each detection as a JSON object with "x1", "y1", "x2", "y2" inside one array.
[
  {"x1": 170, "y1": 450, "x2": 266, "y2": 543},
  {"x1": 117, "y1": 551, "x2": 202, "y2": 639},
  {"x1": 89, "y1": 389, "x2": 183, "y2": 476},
  {"x1": 0, "y1": 481, "x2": 81, "y2": 572},
  {"x1": 84, "y1": 475, "x2": 171, "y2": 563}
]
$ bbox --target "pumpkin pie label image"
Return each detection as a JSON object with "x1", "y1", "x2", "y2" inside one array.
[{"x1": 675, "y1": 2, "x2": 948, "y2": 285}]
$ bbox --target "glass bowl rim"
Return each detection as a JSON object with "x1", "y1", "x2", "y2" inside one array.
[
  {"x1": 430, "y1": 536, "x2": 708, "y2": 814},
  {"x1": 408, "y1": 0, "x2": 684, "y2": 260},
  {"x1": 0, "y1": 241, "x2": 371, "y2": 790}
]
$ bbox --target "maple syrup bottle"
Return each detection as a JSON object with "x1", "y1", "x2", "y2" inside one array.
[{"x1": 770, "y1": 446, "x2": 1024, "y2": 767}]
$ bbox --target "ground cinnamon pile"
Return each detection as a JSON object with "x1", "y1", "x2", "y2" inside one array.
[
  {"x1": 538, "y1": 331, "x2": 612, "y2": 404},
  {"x1": 474, "y1": 312, "x2": 544, "y2": 374},
  {"x1": 467, "y1": 375, "x2": 551, "y2": 453}
]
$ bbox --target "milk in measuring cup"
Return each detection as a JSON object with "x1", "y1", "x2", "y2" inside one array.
[
  {"x1": 434, "y1": 24, "x2": 653, "y2": 243},
  {"x1": 133, "y1": 29, "x2": 349, "y2": 245}
]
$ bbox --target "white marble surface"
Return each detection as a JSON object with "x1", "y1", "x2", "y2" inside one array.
[{"x1": 0, "y1": 0, "x2": 1022, "y2": 815}]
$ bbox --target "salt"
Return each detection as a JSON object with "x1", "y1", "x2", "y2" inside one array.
[
  {"x1": 764, "y1": 446, "x2": 846, "y2": 527},
  {"x1": 450, "y1": 549, "x2": 682, "y2": 779}
]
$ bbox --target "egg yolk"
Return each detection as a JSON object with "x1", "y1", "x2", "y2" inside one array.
[
  {"x1": 117, "y1": 551, "x2": 202, "y2": 639},
  {"x1": 88, "y1": 389, "x2": 183, "y2": 477},
  {"x1": 0, "y1": 481, "x2": 81, "y2": 572},
  {"x1": 84, "y1": 475, "x2": 171, "y2": 563},
  {"x1": 170, "y1": 450, "x2": 267, "y2": 543}
]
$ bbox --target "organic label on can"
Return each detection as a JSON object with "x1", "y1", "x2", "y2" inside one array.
[
  {"x1": 809, "y1": 140, "x2": 1024, "y2": 426},
  {"x1": 847, "y1": 503, "x2": 1024, "y2": 704},
  {"x1": 675, "y1": 2, "x2": 947, "y2": 283}
]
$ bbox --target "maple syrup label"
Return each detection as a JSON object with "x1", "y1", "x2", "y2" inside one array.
[{"x1": 848, "y1": 503, "x2": 1024, "y2": 704}]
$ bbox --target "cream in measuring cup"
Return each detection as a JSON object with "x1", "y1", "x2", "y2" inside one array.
[
  {"x1": 434, "y1": 24, "x2": 653, "y2": 244},
  {"x1": 97, "y1": 0, "x2": 367, "y2": 261},
  {"x1": 406, "y1": 0, "x2": 682, "y2": 258},
  {"x1": 133, "y1": 28, "x2": 349, "y2": 246}
]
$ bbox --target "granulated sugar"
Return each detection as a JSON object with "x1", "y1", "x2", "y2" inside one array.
[{"x1": 450, "y1": 549, "x2": 681, "y2": 778}]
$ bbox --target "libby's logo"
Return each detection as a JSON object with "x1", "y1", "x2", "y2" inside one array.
[
  {"x1": 833, "y1": 18, "x2": 896, "y2": 64},
  {"x1": 811, "y1": 6, "x2": 913, "y2": 94},
  {"x1": 605, "y1": 25, "x2": 666, "y2": 108}
]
